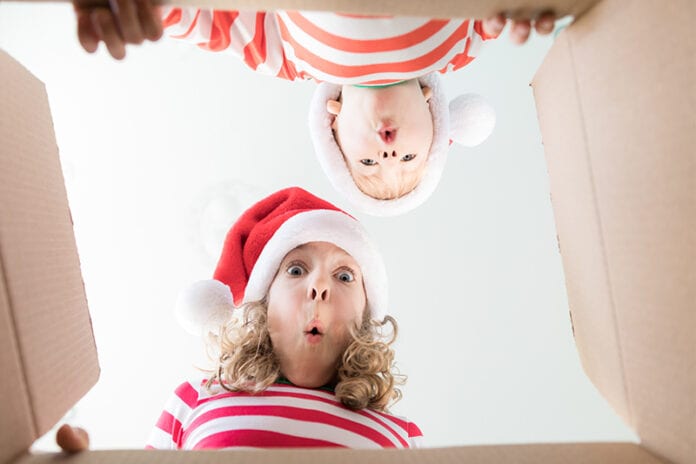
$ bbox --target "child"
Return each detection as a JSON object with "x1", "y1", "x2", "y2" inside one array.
[
  {"x1": 143, "y1": 186, "x2": 421, "y2": 448},
  {"x1": 73, "y1": 4, "x2": 556, "y2": 216},
  {"x1": 54, "y1": 187, "x2": 418, "y2": 451}
]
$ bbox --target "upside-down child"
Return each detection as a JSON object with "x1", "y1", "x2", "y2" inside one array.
[{"x1": 72, "y1": 4, "x2": 556, "y2": 216}]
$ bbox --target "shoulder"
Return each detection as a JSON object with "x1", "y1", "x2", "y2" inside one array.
[
  {"x1": 168, "y1": 378, "x2": 212, "y2": 409},
  {"x1": 370, "y1": 409, "x2": 423, "y2": 439}
]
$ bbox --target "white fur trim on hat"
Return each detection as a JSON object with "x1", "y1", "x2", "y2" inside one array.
[
  {"x1": 175, "y1": 279, "x2": 234, "y2": 336},
  {"x1": 244, "y1": 209, "x2": 388, "y2": 321},
  {"x1": 449, "y1": 94, "x2": 496, "y2": 146},
  {"x1": 309, "y1": 73, "x2": 495, "y2": 217}
]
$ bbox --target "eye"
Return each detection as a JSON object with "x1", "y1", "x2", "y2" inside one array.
[
  {"x1": 401, "y1": 154, "x2": 417, "y2": 162},
  {"x1": 336, "y1": 270, "x2": 355, "y2": 283},
  {"x1": 360, "y1": 159, "x2": 377, "y2": 166},
  {"x1": 286, "y1": 264, "x2": 305, "y2": 276}
]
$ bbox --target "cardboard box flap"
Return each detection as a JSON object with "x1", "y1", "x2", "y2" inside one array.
[
  {"x1": 16, "y1": 443, "x2": 664, "y2": 464},
  {"x1": 532, "y1": 0, "x2": 696, "y2": 462},
  {"x1": 0, "y1": 50, "x2": 100, "y2": 453},
  {"x1": 61, "y1": 0, "x2": 601, "y2": 21},
  {"x1": 0, "y1": 255, "x2": 35, "y2": 464}
]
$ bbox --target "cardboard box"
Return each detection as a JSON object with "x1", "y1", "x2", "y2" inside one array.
[
  {"x1": 68, "y1": 0, "x2": 598, "y2": 19},
  {"x1": 1, "y1": 0, "x2": 693, "y2": 462},
  {"x1": 531, "y1": 1, "x2": 696, "y2": 463}
]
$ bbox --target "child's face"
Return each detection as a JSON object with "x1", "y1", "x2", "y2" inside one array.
[
  {"x1": 267, "y1": 241, "x2": 366, "y2": 388},
  {"x1": 329, "y1": 80, "x2": 434, "y2": 199}
]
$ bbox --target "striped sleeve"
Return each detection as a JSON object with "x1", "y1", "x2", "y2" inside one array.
[
  {"x1": 439, "y1": 19, "x2": 499, "y2": 73},
  {"x1": 161, "y1": 7, "x2": 300, "y2": 80},
  {"x1": 407, "y1": 421, "x2": 424, "y2": 448},
  {"x1": 145, "y1": 381, "x2": 200, "y2": 449}
]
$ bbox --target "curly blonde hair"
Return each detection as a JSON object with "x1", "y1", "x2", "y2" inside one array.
[{"x1": 205, "y1": 299, "x2": 404, "y2": 412}]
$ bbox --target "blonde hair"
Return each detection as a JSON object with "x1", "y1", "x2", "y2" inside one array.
[
  {"x1": 350, "y1": 168, "x2": 424, "y2": 201},
  {"x1": 205, "y1": 300, "x2": 404, "y2": 412}
]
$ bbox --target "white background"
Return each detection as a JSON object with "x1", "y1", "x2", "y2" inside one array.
[{"x1": 1, "y1": 3, "x2": 636, "y2": 450}]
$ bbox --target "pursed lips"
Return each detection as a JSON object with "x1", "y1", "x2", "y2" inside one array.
[{"x1": 304, "y1": 320, "x2": 325, "y2": 344}]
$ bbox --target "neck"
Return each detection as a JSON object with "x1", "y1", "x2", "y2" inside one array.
[
  {"x1": 352, "y1": 80, "x2": 408, "y2": 89},
  {"x1": 276, "y1": 375, "x2": 336, "y2": 392}
]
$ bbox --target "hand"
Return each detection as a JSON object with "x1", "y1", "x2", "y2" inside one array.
[
  {"x1": 73, "y1": 0, "x2": 163, "y2": 60},
  {"x1": 56, "y1": 424, "x2": 90, "y2": 453},
  {"x1": 482, "y1": 11, "x2": 556, "y2": 45}
]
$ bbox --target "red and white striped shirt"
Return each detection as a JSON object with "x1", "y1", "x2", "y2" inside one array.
[
  {"x1": 146, "y1": 379, "x2": 423, "y2": 449},
  {"x1": 162, "y1": 9, "x2": 498, "y2": 85}
]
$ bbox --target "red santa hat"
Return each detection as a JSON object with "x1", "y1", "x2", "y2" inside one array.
[
  {"x1": 308, "y1": 72, "x2": 495, "y2": 217},
  {"x1": 176, "y1": 187, "x2": 388, "y2": 336}
]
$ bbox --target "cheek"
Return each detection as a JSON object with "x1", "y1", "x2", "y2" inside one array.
[
  {"x1": 267, "y1": 284, "x2": 297, "y2": 333},
  {"x1": 335, "y1": 286, "x2": 367, "y2": 325},
  {"x1": 413, "y1": 107, "x2": 434, "y2": 135},
  {"x1": 413, "y1": 118, "x2": 434, "y2": 155},
  {"x1": 267, "y1": 281, "x2": 310, "y2": 337},
  {"x1": 337, "y1": 117, "x2": 373, "y2": 156},
  {"x1": 266, "y1": 305, "x2": 283, "y2": 340},
  {"x1": 267, "y1": 306, "x2": 295, "y2": 354}
]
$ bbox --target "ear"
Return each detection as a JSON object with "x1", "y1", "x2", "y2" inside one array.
[
  {"x1": 421, "y1": 86, "x2": 433, "y2": 102},
  {"x1": 327, "y1": 99, "x2": 342, "y2": 116}
]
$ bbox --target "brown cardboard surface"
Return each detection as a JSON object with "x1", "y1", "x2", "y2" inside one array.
[
  {"x1": 532, "y1": 0, "x2": 696, "y2": 463},
  {"x1": 30, "y1": 0, "x2": 599, "y2": 20},
  {"x1": 15, "y1": 443, "x2": 664, "y2": 464},
  {"x1": 0, "y1": 255, "x2": 35, "y2": 464},
  {"x1": 0, "y1": 49, "x2": 100, "y2": 450},
  {"x1": 530, "y1": 11, "x2": 631, "y2": 426}
]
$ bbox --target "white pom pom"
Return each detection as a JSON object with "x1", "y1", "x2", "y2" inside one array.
[
  {"x1": 448, "y1": 94, "x2": 496, "y2": 147},
  {"x1": 175, "y1": 280, "x2": 234, "y2": 336}
]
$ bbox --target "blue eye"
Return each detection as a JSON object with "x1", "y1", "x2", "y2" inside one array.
[
  {"x1": 337, "y1": 270, "x2": 354, "y2": 282},
  {"x1": 401, "y1": 154, "x2": 416, "y2": 162},
  {"x1": 287, "y1": 265, "x2": 304, "y2": 276},
  {"x1": 360, "y1": 159, "x2": 377, "y2": 166}
]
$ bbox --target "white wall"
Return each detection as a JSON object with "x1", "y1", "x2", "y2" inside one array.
[{"x1": 0, "y1": 3, "x2": 636, "y2": 450}]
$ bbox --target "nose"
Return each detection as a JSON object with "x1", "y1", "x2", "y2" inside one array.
[
  {"x1": 380, "y1": 150, "x2": 399, "y2": 160},
  {"x1": 308, "y1": 281, "x2": 330, "y2": 302},
  {"x1": 378, "y1": 127, "x2": 397, "y2": 144}
]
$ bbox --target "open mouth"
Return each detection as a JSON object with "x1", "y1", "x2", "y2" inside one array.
[
  {"x1": 305, "y1": 326, "x2": 323, "y2": 336},
  {"x1": 304, "y1": 323, "x2": 324, "y2": 343}
]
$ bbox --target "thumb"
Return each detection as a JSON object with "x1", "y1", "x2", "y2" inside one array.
[{"x1": 56, "y1": 424, "x2": 90, "y2": 453}]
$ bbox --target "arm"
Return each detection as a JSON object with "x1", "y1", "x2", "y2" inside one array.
[
  {"x1": 162, "y1": 8, "x2": 299, "y2": 80},
  {"x1": 145, "y1": 381, "x2": 198, "y2": 450},
  {"x1": 73, "y1": 0, "x2": 162, "y2": 60},
  {"x1": 445, "y1": 11, "x2": 556, "y2": 71},
  {"x1": 71, "y1": 1, "x2": 278, "y2": 70},
  {"x1": 407, "y1": 421, "x2": 424, "y2": 448}
]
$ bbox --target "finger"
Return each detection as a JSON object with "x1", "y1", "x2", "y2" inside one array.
[
  {"x1": 92, "y1": 8, "x2": 127, "y2": 59},
  {"x1": 113, "y1": 0, "x2": 145, "y2": 44},
  {"x1": 481, "y1": 13, "x2": 506, "y2": 37},
  {"x1": 510, "y1": 19, "x2": 531, "y2": 45},
  {"x1": 76, "y1": 9, "x2": 99, "y2": 53},
  {"x1": 56, "y1": 425, "x2": 90, "y2": 453},
  {"x1": 137, "y1": 0, "x2": 164, "y2": 41},
  {"x1": 534, "y1": 11, "x2": 556, "y2": 35}
]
